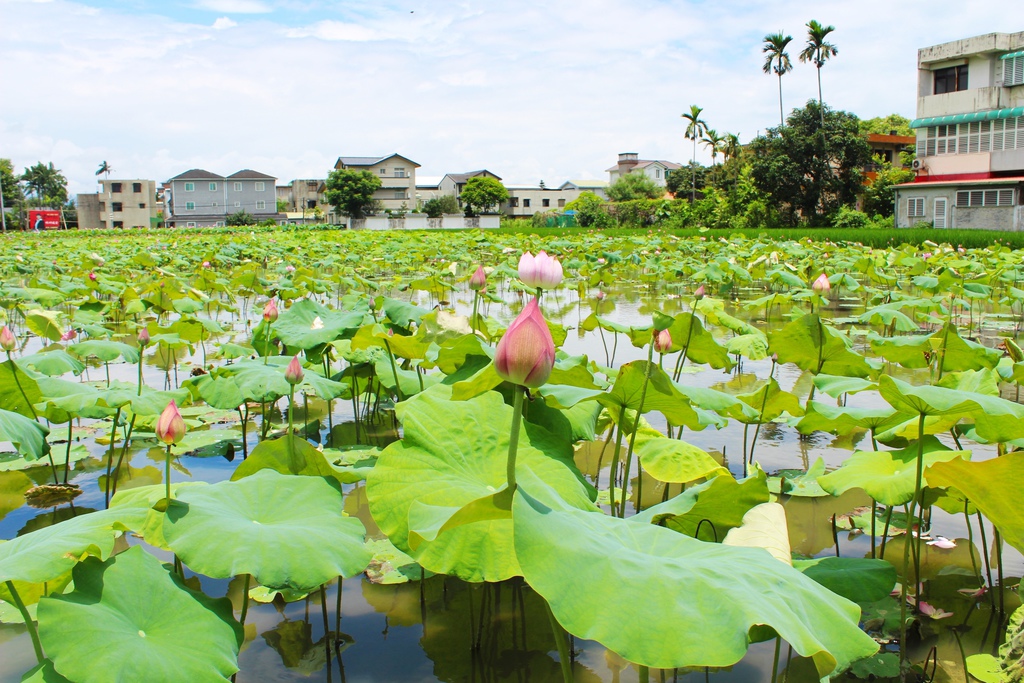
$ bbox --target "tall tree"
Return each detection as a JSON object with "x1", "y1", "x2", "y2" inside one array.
[
  {"x1": 20, "y1": 162, "x2": 67, "y2": 207},
  {"x1": 722, "y1": 133, "x2": 741, "y2": 162},
  {"x1": 606, "y1": 172, "x2": 663, "y2": 201},
  {"x1": 460, "y1": 176, "x2": 508, "y2": 215},
  {"x1": 681, "y1": 104, "x2": 707, "y2": 202},
  {"x1": 798, "y1": 20, "x2": 838, "y2": 129},
  {"x1": 702, "y1": 129, "x2": 726, "y2": 166},
  {"x1": 324, "y1": 168, "x2": 382, "y2": 219},
  {"x1": 762, "y1": 32, "x2": 794, "y2": 128}
]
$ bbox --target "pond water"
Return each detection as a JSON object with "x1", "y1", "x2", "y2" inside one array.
[{"x1": 0, "y1": 269, "x2": 1020, "y2": 683}]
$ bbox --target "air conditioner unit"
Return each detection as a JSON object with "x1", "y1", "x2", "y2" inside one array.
[{"x1": 911, "y1": 159, "x2": 925, "y2": 171}]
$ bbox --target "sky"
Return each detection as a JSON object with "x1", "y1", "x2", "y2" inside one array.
[{"x1": 0, "y1": 0, "x2": 1011, "y2": 197}]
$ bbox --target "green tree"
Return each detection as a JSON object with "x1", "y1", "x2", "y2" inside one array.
[
  {"x1": 749, "y1": 101, "x2": 871, "y2": 226},
  {"x1": 564, "y1": 191, "x2": 612, "y2": 228},
  {"x1": 861, "y1": 159, "x2": 914, "y2": 218},
  {"x1": 324, "y1": 168, "x2": 382, "y2": 219},
  {"x1": 1, "y1": 159, "x2": 22, "y2": 208},
  {"x1": 798, "y1": 20, "x2": 838, "y2": 129},
  {"x1": 762, "y1": 32, "x2": 794, "y2": 128},
  {"x1": 606, "y1": 172, "x2": 663, "y2": 202},
  {"x1": 859, "y1": 114, "x2": 914, "y2": 137},
  {"x1": 666, "y1": 162, "x2": 706, "y2": 198},
  {"x1": 226, "y1": 210, "x2": 257, "y2": 226},
  {"x1": 423, "y1": 195, "x2": 460, "y2": 218},
  {"x1": 681, "y1": 104, "x2": 707, "y2": 201},
  {"x1": 722, "y1": 134, "x2": 741, "y2": 163},
  {"x1": 460, "y1": 177, "x2": 508, "y2": 215},
  {"x1": 702, "y1": 129, "x2": 726, "y2": 166},
  {"x1": 20, "y1": 161, "x2": 67, "y2": 207},
  {"x1": 276, "y1": 199, "x2": 289, "y2": 213}
]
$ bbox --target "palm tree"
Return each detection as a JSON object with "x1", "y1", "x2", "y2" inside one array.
[
  {"x1": 762, "y1": 32, "x2": 794, "y2": 128},
  {"x1": 722, "y1": 133, "x2": 741, "y2": 162},
  {"x1": 702, "y1": 129, "x2": 726, "y2": 166},
  {"x1": 799, "y1": 20, "x2": 838, "y2": 129},
  {"x1": 681, "y1": 104, "x2": 707, "y2": 201},
  {"x1": 21, "y1": 162, "x2": 66, "y2": 208}
]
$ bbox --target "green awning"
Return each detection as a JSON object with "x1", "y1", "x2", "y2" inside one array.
[
  {"x1": 911, "y1": 106, "x2": 1024, "y2": 129},
  {"x1": 1001, "y1": 50, "x2": 1024, "y2": 60}
]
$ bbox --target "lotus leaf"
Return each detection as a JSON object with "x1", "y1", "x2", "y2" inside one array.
[
  {"x1": 768, "y1": 314, "x2": 878, "y2": 378},
  {"x1": 793, "y1": 557, "x2": 897, "y2": 603},
  {"x1": 14, "y1": 351, "x2": 85, "y2": 378},
  {"x1": 722, "y1": 502, "x2": 792, "y2": 564},
  {"x1": 273, "y1": 298, "x2": 366, "y2": 350},
  {"x1": 230, "y1": 433, "x2": 363, "y2": 485},
  {"x1": 0, "y1": 409, "x2": 50, "y2": 461},
  {"x1": 0, "y1": 508, "x2": 125, "y2": 584}
]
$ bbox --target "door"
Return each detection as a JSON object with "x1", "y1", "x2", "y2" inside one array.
[{"x1": 934, "y1": 198, "x2": 948, "y2": 229}]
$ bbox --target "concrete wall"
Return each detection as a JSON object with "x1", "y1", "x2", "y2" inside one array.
[
  {"x1": 346, "y1": 214, "x2": 499, "y2": 230},
  {"x1": 76, "y1": 194, "x2": 102, "y2": 229},
  {"x1": 95, "y1": 180, "x2": 159, "y2": 228},
  {"x1": 896, "y1": 184, "x2": 1023, "y2": 230},
  {"x1": 956, "y1": 205, "x2": 1018, "y2": 230}
]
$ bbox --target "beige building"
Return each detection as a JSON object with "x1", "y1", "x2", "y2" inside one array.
[
  {"x1": 606, "y1": 153, "x2": 682, "y2": 187},
  {"x1": 277, "y1": 179, "x2": 327, "y2": 217},
  {"x1": 77, "y1": 179, "x2": 162, "y2": 229},
  {"x1": 504, "y1": 180, "x2": 608, "y2": 217},
  {"x1": 333, "y1": 154, "x2": 420, "y2": 212}
]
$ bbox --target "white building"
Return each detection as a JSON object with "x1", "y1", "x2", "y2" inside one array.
[
  {"x1": 606, "y1": 153, "x2": 681, "y2": 187},
  {"x1": 895, "y1": 32, "x2": 1024, "y2": 230}
]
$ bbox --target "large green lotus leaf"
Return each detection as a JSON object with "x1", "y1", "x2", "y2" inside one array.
[
  {"x1": 98, "y1": 382, "x2": 191, "y2": 416},
  {"x1": 792, "y1": 401, "x2": 910, "y2": 437},
  {"x1": 0, "y1": 408, "x2": 50, "y2": 461},
  {"x1": 0, "y1": 359, "x2": 43, "y2": 419},
  {"x1": 14, "y1": 351, "x2": 85, "y2": 377},
  {"x1": 817, "y1": 436, "x2": 969, "y2": 506},
  {"x1": 0, "y1": 508, "x2": 125, "y2": 584},
  {"x1": 936, "y1": 368, "x2": 1001, "y2": 396},
  {"x1": 868, "y1": 333, "x2": 932, "y2": 368},
  {"x1": 722, "y1": 502, "x2": 792, "y2": 564},
  {"x1": 926, "y1": 451, "x2": 1024, "y2": 554},
  {"x1": 0, "y1": 470, "x2": 34, "y2": 521},
  {"x1": 930, "y1": 324, "x2": 1001, "y2": 372},
  {"x1": 37, "y1": 546, "x2": 241, "y2": 683},
  {"x1": 163, "y1": 470, "x2": 371, "y2": 590},
  {"x1": 634, "y1": 431, "x2": 726, "y2": 483},
  {"x1": 365, "y1": 387, "x2": 595, "y2": 582},
  {"x1": 512, "y1": 485, "x2": 879, "y2": 675},
  {"x1": 768, "y1": 314, "x2": 878, "y2": 378},
  {"x1": 34, "y1": 378, "x2": 112, "y2": 421},
  {"x1": 793, "y1": 557, "x2": 898, "y2": 604},
  {"x1": 811, "y1": 374, "x2": 878, "y2": 398},
  {"x1": 230, "y1": 433, "x2": 363, "y2": 486},
  {"x1": 272, "y1": 298, "x2": 366, "y2": 350},
  {"x1": 373, "y1": 356, "x2": 437, "y2": 399},
  {"x1": 379, "y1": 296, "x2": 431, "y2": 327},
  {"x1": 69, "y1": 340, "x2": 140, "y2": 364},
  {"x1": 212, "y1": 358, "x2": 346, "y2": 402},
  {"x1": 186, "y1": 373, "x2": 245, "y2": 410},
  {"x1": 735, "y1": 378, "x2": 804, "y2": 423},
  {"x1": 24, "y1": 311, "x2": 64, "y2": 342},
  {"x1": 632, "y1": 469, "x2": 770, "y2": 541},
  {"x1": 858, "y1": 307, "x2": 919, "y2": 332},
  {"x1": 725, "y1": 332, "x2": 769, "y2": 360},
  {"x1": 628, "y1": 313, "x2": 734, "y2": 370},
  {"x1": 20, "y1": 660, "x2": 72, "y2": 683}
]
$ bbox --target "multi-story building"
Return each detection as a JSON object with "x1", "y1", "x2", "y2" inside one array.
[
  {"x1": 333, "y1": 154, "x2": 420, "y2": 212},
  {"x1": 606, "y1": 152, "x2": 681, "y2": 188},
  {"x1": 504, "y1": 180, "x2": 609, "y2": 217},
  {"x1": 895, "y1": 32, "x2": 1024, "y2": 230},
  {"x1": 166, "y1": 169, "x2": 281, "y2": 227},
  {"x1": 76, "y1": 179, "x2": 162, "y2": 229}
]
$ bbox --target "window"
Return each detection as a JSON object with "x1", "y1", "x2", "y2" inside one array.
[
  {"x1": 255, "y1": 182, "x2": 265, "y2": 191},
  {"x1": 307, "y1": 181, "x2": 318, "y2": 189},
  {"x1": 113, "y1": 221, "x2": 123, "y2": 228},
  {"x1": 112, "y1": 202, "x2": 123, "y2": 212},
  {"x1": 234, "y1": 201, "x2": 241, "y2": 208},
  {"x1": 234, "y1": 182, "x2": 242, "y2": 191},
  {"x1": 184, "y1": 182, "x2": 195, "y2": 192},
  {"x1": 307, "y1": 199, "x2": 317, "y2": 209},
  {"x1": 524, "y1": 199, "x2": 531, "y2": 208},
  {"x1": 256, "y1": 200, "x2": 266, "y2": 210},
  {"x1": 132, "y1": 182, "x2": 142, "y2": 193},
  {"x1": 509, "y1": 197, "x2": 520, "y2": 207},
  {"x1": 955, "y1": 188, "x2": 1014, "y2": 207},
  {"x1": 187, "y1": 221, "x2": 196, "y2": 228},
  {"x1": 394, "y1": 167, "x2": 406, "y2": 178},
  {"x1": 379, "y1": 168, "x2": 387, "y2": 175},
  {"x1": 186, "y1": 201, "x2": 196, "y2": 210},
  {"x1": 655, "y1": 169, "x2": 662, "y2": 179},
  {"x1": 908, "y1": 197, "x2": 925, "y2": 217},
  {"x1": 933, "y1": 65, "x2": 968, "y2": 94},
  {"x1": 1004, "y1": 54, "x2": 1024, "y2": 86},
  {"x1": 542, "y1": 198, "x2": 550, "y2": 207},
  {"x1": 558, "y1": 199, "x2": 566, "y2": 208},
  {"x1": 212, "y1": 202, "x2": 218, "y2": 207},
  {"x1": 111, "y1": 182, "x2": 122, "y2": 193},
  {"x1": 139, "y1": 203, "x2": 146, "y2": 209},
  {"x1": 394, "y1": 191, "x2": 405, "y2": 199},
  {"x1": 921, "y1": 116, "x2": 1024, "y2": 157},
  {"x1": 209, "y1": 182, "x2": 217, "y2": 191}
]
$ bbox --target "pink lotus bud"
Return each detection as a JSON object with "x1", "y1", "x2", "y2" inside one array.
[
  {"x1": 0, "y1": 326, "x2": 16, "y2": 352},
  {"x1": 694, "y1": 285, "x2": 705, "y2": 300},
  {"x1": 285, "y1": 355, "x2": 304, "y2": 385},
  {"x1": 595, "y1": 290, "x2": 606, "y2": 300},
  {"x1": 518, "y1": 251, "x2": 563, "y2": 289},
  {"x1": 138, "y1": 328, "x2": 150, "y2": 347},
  {"x1": 469, "y1": 265, "x2": 487, "y2": 291},
  {"x1": 202, "y1": 261, "x2": 211, "y2": 268},
  {"x1": 155, "y1": 401, "x2": 186, "y2": 445},
  {"x1": 286, "y1": 265, "x2": 296, "y2": 273},
  {"x1": 653, "y1": 328, "x2": 672, "y2": 353},
  {"x1": 812, "y1": 273, "x2": 831, "y2": 294},
  {"x1": 921, "y1": 252, "x2": 932, "y2": 260},
  {"x1": 495, "y1": 297, "x2": 556, "y2": 388},
  {"x1": 60, "y1": 328, "x2": 77, "y2": 342},
  {"x1": 263, "y1": 299, "x2": 279, "y2": 323},
  {"x1": 88, "y1": 272, "x2": 97, "y2": 282}
]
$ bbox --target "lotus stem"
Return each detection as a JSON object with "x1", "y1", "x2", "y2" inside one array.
[
  {"x1": 63, "y1": 420, "x2": 73, "y2": 484},
  {"x1": 7, "y1": 351, "x2": 38, "y2": 421},
  {"x1": 994, "y1": 529, "x2": 1005, "y2": 615},
  {"x1": 607, "y1": 416, "x2": 626, "y2": 513},
  {"x1": 770, "y1": 636, "x2": 782, "y2": 683},
  {"x1": 871, "y1": 499, "x2": 877, "y2": 559},
  {"x1": 137, "y1": 352, "x2": 144, "y2": 395},
  {"x1": 103, "y1": 407, "x2": 121, "y2": 508},
  {"x1": 5, "y1": 580, "x2": 43, "y2": 664},
  {"x1": 165, "y1": 443, "x2": 172, "y2": 502},
  {"x1": 672, "y1": 311, "x2": 697, "y2": 382},
  {"x1": 965, "y1": 500, "x2": 981, "y2": 587},
  {"x1": 620, "y1": 344, "x2": 655, "y2": 517},
  {"x1": 239, "y1": 574, "x2": 251, "y2": 626},
  {"x1": 471, "y1": 291, "x2": 480, "y2": 333},
  {"x1": 544, "y1": 600, "x2": 573, "y2": 683},
  {"x1": 263, "y1": 322, "x2": 272, "y2": 365},
  {"x1": 288, "y1": 386, "x2": 295, "y2": 435},
  {"x1": 110, "y1": 414, "x2": 137, "y2": 498},
  {"x1": 638, "y1": 665, "x2": 649, "y2": 683},
  {"x1": 899, "y1": 412, "x2": 927, "y2": 672},
  {"x1": 383, "y1": 339, "x2": 404, "y2": 403},
  {"x1": 880, "y1": 506, "x2": 893, "y2": 557},
  {"x1": 506, "y1": 387, "x2": 525, "y2": 493},
  {"x1": 977, "y1": 511, "x2": 994, "y2": 590}
]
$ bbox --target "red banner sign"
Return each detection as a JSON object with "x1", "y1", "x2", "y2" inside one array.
[{"x1": 29, "y1": 210, "x2": 62, "y2": 230}]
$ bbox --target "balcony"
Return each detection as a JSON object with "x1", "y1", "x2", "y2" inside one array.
[{"x1": 918, "y1": 87, "x2": 1003, "y2": 119}]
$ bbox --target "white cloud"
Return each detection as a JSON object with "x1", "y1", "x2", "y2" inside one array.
[
  {"x1": 212, "y1": 16, "x2": 237, "y2": 29},
  {"x1": 193, "y1": 0, "x2": 270, "y2": 14},
  {"x1": 285, "y1": 20, "x2": 384, "y2": 42}
]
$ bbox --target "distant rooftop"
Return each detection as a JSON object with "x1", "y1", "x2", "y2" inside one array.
[
  {"x1": 168, "y1": 169, "x2": 225, "y2": 181},
  {"x1": 228, "y1": 169, "x2": 276, "y2": 180}
]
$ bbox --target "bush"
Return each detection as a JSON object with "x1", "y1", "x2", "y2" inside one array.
[
  {"x1": 565, "y1": 191, "x2": 613, "y2": 228},
  {"x1": 226, "y1": 210, "x2": 256, "y2": 226},
  {"x1": 424, "y1": 195, "x2": 460, "y2": 218},
  {"x1": 832, "y1": 207, "x2": 870, "y2": 230}
]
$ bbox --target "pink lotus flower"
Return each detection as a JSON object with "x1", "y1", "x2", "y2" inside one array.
[
  {"x1": 286, "y1": 265, "x2": 296, "y2": 273},
  {"x1": 812, "y1": 273, "x2": 831, "y2": 294},
  {"x1": 138, "y1": 328, "x2": 151, "y2": 347},
  {"x1": 518, "y1": 251, "x2": 562, "y2": 290},
  {"x1": 263, "y1": 299, "x2": 279, "y2": 323},
  {"x1": 88, "y1": 272, "x2": 97, "y2": 282},
  {"x1": 285, "y1": 355, "x2": 304, "y2": 385},
  {"x1": 654, "y1": 328, "x2": 672, "y2": 353},
  {"x1": 60, "y1": 328, "x2": 77, "y2": 342},
  {"x1": 595, "y1": 290, "x2": 606, "y2": 300},
  {"x1": 926, "y1": 537, "x2": 956, "y2": 549},
  {"x1": 202, "y1": 261, "x2": 211, "y2": 268},
  {"x1": 694, "y1": 285, "x2": 705, "y2": 300},
  {"x1": 0, "y1": 326, "x2": 16, "y2": 352},
  {"x1": 495, "y1": 297, "x2": 555, "y2": 388},
  {"x1": 918, "y1": 602, "x2": 953, "y2": 619},
  {"x1": 469, "y1": 266, "x2": 487, "y2": 291},
  {"x1": 155, "y1": 401, "x2": 186, "y2": 445}
]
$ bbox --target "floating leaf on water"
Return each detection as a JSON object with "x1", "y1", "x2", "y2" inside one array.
[{"x1": 23, "y1": 484, "x2": 82, "y2": 509}]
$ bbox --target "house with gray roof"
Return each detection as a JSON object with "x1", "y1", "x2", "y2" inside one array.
[
  {"x1": 333, "y1": 154, "x2": 420, "y2": 212},
  {"x1": 606, "y1": 153, "x2": 682, "y2": 187},
  {"x1": 166, "y1": 168, "x2": 282, "y2": 227}
]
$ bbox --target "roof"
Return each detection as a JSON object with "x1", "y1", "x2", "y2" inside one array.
[
  {"x1": 895, "y1": 175, "x2": 1024, "y2": 189},
  {"x1": 1002, "y1": 50, "x2": 1024, "y2": 59},
  {"x1": 227, "y1": 169, "x2": 276, "y2": 180},
  {"x1": 335, "y1": 153, "x2": 421, "y2": 169},
  {"x1": 168, "y1": 169, "x2": 225, "y2": 181},
  {"x1": 604, "y1": 159, "x2": 682, "y2": 172},
  {"x1": 560, "y1": 180, "x2": 609, "y2": 189},
  {"x1": 444, "y1": 170, "x2": 502, "y2": 183},
  {"x1": 911, "y1": 107, "x2": 1024, "y2": 128},
  {"x1": 867, "y1": 133, "x2": 916, "y2": 144}
]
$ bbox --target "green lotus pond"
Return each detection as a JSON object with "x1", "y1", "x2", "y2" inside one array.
[{"x1": 0, "y1": 226, "x2": 1021, "y2": 682}]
